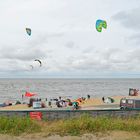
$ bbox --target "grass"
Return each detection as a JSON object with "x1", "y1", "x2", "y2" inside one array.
[
  {"x1": 0, "y1": 117, "x2": 41, "y2": 135},
  {"x1": 1, "y1": 114, "x2": 140, "y2": 136},
  {"x1": 44, "y1": 114, "x2": 140, "y2": 136}
]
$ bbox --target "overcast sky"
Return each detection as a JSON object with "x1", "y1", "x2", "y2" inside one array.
[{"x1": 0, "y1": 0, "x2": 140, "y2": 78}]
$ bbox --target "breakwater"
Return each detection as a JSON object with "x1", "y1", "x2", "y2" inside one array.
[{"x1": 0, "y1": 109, "x2": 140, "y2": 120}]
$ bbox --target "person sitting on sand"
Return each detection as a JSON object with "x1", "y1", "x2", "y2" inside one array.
[
  {"x1": 48, "y1": 101, "x2": 52, "y2": 108},
  {"x1": 41, "y1": 102, "x2": 46, "y2": 108},
  {"x1": 56, "y1": 101, "x2": 62, "y2": 108},
  {"x1": 68, "y1": 101, "x2": 73, "y2": 106},
  {"x1": 81, "y1": 97, "x2": 86, "y2": 101}
]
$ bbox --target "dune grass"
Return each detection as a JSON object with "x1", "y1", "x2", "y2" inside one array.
[
  {"x1": 0, "y1": 117, "x2": 41, "y2": 135},
  {"x1": 1, "y1": 114, "x2": 140, "y2": 136},
  {"x1": 44, "y1": 114, "x2": 140, "y2": 136}
]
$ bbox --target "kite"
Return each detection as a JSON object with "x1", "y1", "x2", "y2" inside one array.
[
  {"x1": 102, "y1": 20, "x2": 107, "y2": 29},
  {"x1": 26, "y1": 28, "x2": 31, "y2": 36},
  {"x1": 34, "y1": 59, "x2": 42, "y2": 67},
  {"x1": 96, "y1": 19, "x2": 107, "y2": 32}
]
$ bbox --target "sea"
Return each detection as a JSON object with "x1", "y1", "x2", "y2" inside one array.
[{"x1": 0, "y1": 78, "x2": 140, "y2": 103}]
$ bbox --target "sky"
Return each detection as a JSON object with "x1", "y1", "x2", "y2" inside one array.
[{"x1": 0, "y1": 0, "x2": 140, "y2": 78}]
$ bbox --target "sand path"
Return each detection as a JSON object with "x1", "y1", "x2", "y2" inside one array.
[{"x1": 0, "y1": 131, "x2": 139, "y2": 140}]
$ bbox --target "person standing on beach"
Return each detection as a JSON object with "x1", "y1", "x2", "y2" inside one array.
[
  {"x1": 102, "y1": 97, "x2": 105, "y2": 102},
  {"x1": 45, "y1": 98, "x2": 48, "y2": 107},
  {"x1": 59, "y1": 96, "x2": 61, "y2": 101},
  {"x1": 87, "y1": 94, "x2": 90, "y2": 99},
  {"x1": 22, "y1": 94, "x2": 24, "y2": 101}
]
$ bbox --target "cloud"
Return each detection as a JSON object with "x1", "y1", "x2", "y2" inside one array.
[
  {"x1": 112, "y1": 7, "x2": 140, "y2": 31},
  {"x1": 0, "y1": 46, "x2": 47, "y2": 61},
  {"x1": 0, "y1": 30, "x2": 64, "y2": 71},
  {"x1": 51, "y1": 47, "x2": 140, "y2": 73},
  {"x1": 29, "y1": 32, "x2": 64, "y2": 47},
  {"x1": 65, "y1": 41, "x2": 75, "y2": 48},
  {"x1": 112, "y1": 7, "x2": 140, "y2": 47},
  {"x1": 126, "y1": 33, "x2": 140, "y2": 45},
  {"x1": 82, "y1": 46, "x2": 94, "y2": 54}
]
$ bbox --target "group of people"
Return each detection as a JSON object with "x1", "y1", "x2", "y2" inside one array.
[{"x1": 28, "y1": 94, "x2": 91, "y2": 110}]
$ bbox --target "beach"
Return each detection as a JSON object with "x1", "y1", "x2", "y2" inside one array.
[{"x1": 0, "y1": 95, "x2": 137, "y2": 111}]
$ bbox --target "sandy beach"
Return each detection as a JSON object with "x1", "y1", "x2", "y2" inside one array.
[{"x1": 0, "y1": 95, "x2": 138, "y2": 111}]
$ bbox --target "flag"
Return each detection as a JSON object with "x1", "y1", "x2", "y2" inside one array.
[{"x1": 25, "y1": 91, "x2": 36, "y2": 97}]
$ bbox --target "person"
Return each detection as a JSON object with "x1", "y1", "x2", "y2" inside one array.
[
  {"x1": 68, "y1": 101, "x2": 72, "y2": 106},
  {"x1": 48, "y1": 101, "x2": 52, "y2": 108},
  {"x1": 41, "y1": 102, "x2": 46, "y2": 108},
  {"x1": 56, "y1": 101, "x2": 62, "y2": 108},
  {"x1": 28, "y1": 98, "x2": 35, "y2": 107},
  {"x1": 22, "y1": 94, "x2": 24, "y2": 100},
  {"x1": 102, "y1": 97, "x2": 105, "y2": 102},
  {"x1": 81, "y1": 97, "x2": 86, "y2": 101},
  {"x1": 73, "y1": 102, "x2": 79, "y2": 110},
  {"x1": 59, "y1": 96, "x2": 61, "y2": 101},
  {"x1": 87, "y1": 94, "x2": 90, "y2": 99},
  {"x1": 63, "y1": 101, "x2": 67, "y2": 107},
  {"x1": 45, "y1": 98, "x2": 49, "y2": 107}
]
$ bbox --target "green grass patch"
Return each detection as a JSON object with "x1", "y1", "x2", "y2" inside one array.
[
  {"x1": 44, "y1": 114, "x2": 140, "y2": 136},
  {"x1": 1, "y1": 114, "x2": 140, "y2": 136},
  {"x1": 0, "y1": 117, "x2": 41, "y2": 135}
]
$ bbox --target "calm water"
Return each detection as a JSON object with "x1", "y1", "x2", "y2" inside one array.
[{"x1": 0, "y1": 78, "x2": 139, "y2": 102}]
